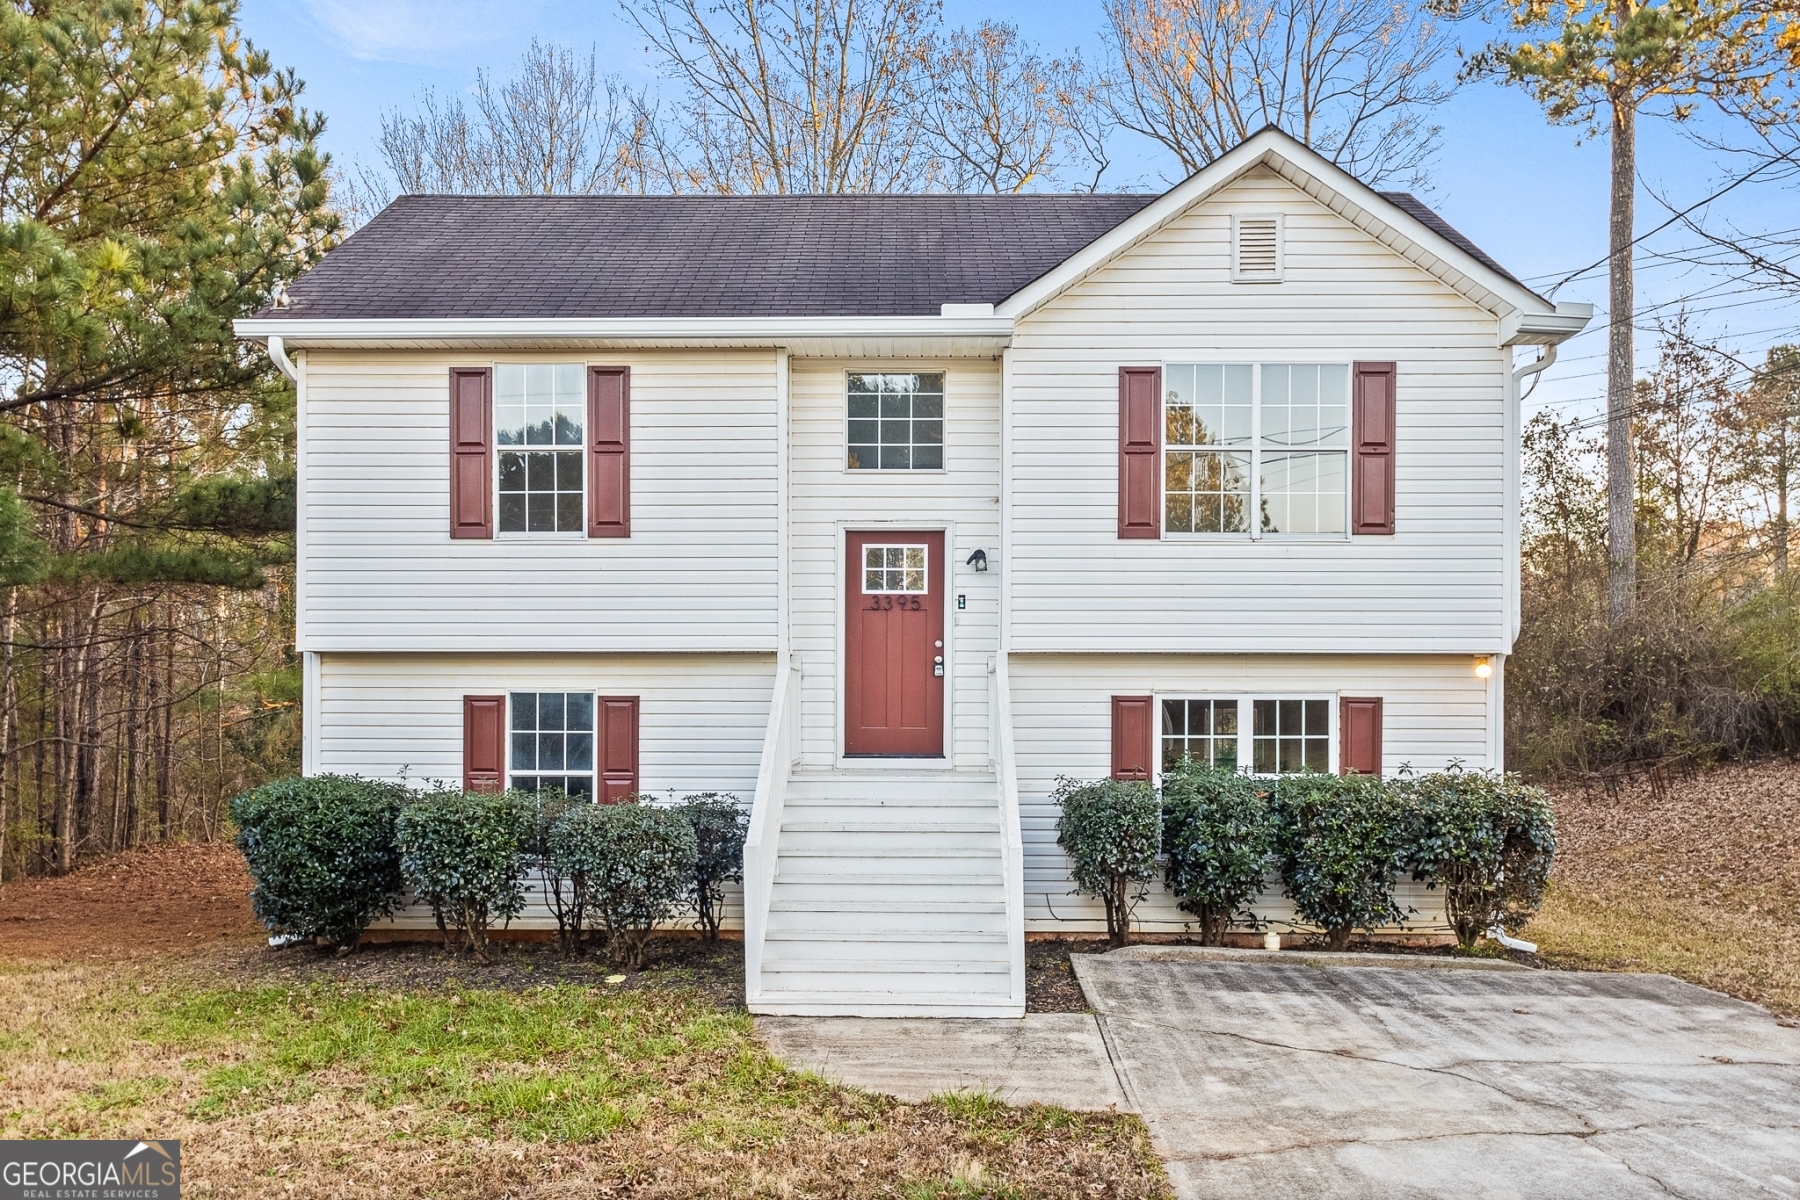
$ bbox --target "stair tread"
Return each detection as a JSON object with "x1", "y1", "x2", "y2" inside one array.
[
  {"x1": 765, "y1": 928, "x2": 1008, "y2": 942},
  {"x1": 780, "y1": 820, "x2": 1000, "y2": 831},
  {"x1": 771, "y1": 900, "x2": 1006, "y2": 913}
]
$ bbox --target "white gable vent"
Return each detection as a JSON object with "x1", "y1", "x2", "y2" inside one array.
[{"x1": 1232, "y1": 213, "x2": 1284, "y2": 283}]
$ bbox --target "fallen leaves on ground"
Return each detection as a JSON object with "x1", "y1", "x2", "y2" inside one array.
[{"x1": 1527, "y1": 757, "x2": 1800, "y2": 1017}]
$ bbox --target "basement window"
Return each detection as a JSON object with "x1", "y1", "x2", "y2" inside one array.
[
  {"x1": 509, "y1": 691, "x2": 594, "y2": 798},
  {"x1": 1162, "y1": 696, "x2": 1332, "y2": 775}
]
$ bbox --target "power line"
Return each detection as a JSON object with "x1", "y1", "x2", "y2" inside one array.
[{"x1": 1531, "y1": 144, "x2": 1800, "y2": 297}]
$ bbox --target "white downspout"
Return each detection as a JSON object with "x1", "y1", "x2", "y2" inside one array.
[{"x1": 266, "y1": 335, "x2": 299, "y2": 384}]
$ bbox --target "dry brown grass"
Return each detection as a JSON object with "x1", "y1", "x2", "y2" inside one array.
[
  {"x1": 1524, "y1": 757, "x2": 1800, "y2": 1018},
  {"x1": 0, "y1": 845, "x2": 1171, "y2": 1199}
]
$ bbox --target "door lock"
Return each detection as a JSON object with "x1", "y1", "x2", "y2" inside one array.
[{"x1": 933, "y1": 654, "x2": 945, "y2": 678}]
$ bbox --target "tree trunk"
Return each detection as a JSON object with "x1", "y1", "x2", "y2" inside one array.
[
  {"x1": 155, "y1": 613, "x2": 174, "y2": 839},
  {"x1": 1606, "y1": 91, "x2": 1637, "y2": 623},
  {"x1": 122, "y1": 607, "x2": 144, "y2": 848},
  {"x1": 0, "y1": 592, "x2": 10, "y2": 889},
  {"x1": 1326, "y1": 924, "x2": 1353, "y2": 951},
  {"x1": 1776, "y1": 423, "x2": 1790, "y2": 576}
]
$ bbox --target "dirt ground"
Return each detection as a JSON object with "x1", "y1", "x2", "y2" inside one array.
[
  {"x1": 0, "y1": 840, "x2": 264, "y2": 961},
  {"x1": 1528, "y1": 756, "x2": 1800, "y2": 1017}
]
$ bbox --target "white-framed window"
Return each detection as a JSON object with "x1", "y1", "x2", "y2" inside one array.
[
  {"x1": 1163, "y1": 362, "x2": 1349, "y2": 537},
  {"x1": 1161, "y1": 695, "x2": 1333, "y2": 776},
  {"x1": 495, "y1": 364, "x2": 585, "y2": 534},
  {"x1": 862, "y1": 544, "x2": 929, "y2": 593},
  {"x1": 847, "y1": 372, "x2": 944, "y2": 470},
  {"x1": 509, "y1": 691, "x2": 595, "y2": 798}
]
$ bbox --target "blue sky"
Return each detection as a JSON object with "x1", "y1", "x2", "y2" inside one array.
[{"x1": 239, "y1": 0, "x2": 1798, "y2": 423}]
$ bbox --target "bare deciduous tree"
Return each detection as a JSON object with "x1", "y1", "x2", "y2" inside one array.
[
  {"x1": 1102, "y1": 0, "x2": 1452, "y2": 187},
  {"x1": 1727, "y1": 343, "x2": 1800, "y2": 574},
  {"x1": 922, "y1": 22, "x2": 1109, "y2": 193},
  {"x1": 372, "y1": 39, "x2": 660, "y2": 200},
  {"x1": 625, "y1": 0, "x2": 939, "y2": 193}
]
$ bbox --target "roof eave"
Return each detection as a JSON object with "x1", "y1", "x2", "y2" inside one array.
[{"x1": 233, "y1": 314, "x2": 1017, "y2": 354}]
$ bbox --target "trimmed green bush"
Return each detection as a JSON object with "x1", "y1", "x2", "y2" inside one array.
[
  {"x1": 1272, "y1": 773, "x2": 1408, "y2": 950},
  {"x1": 1053, "y1": 776, "x2": 1160, "y2": 948},
  {"x1": 516, "y1": 787, "x2": 586, "y2": 951},
  {"x1": 230, "y1": 774, "x2": 410, "y2": 950},
  {"x1": 674, "y1": 792, "x2": 747, "y2": 941},
  {"x1": 1160, "y1": 761, "x2": 1274, "y2": 945},
  {"x1": 395, "y1": 789, "x2": 530, "y2": 961},
  {"x1": 1405, "y1": 769, "x2": 1556, "y2": 948},
  {"x1": 553, "y1": 799, "x2": 698, "y2": 968}
]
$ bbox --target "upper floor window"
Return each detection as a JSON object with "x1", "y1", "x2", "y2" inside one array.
[
  {"x1": 847, "y1": 372, "x2": 944, "y2": 470},
  {"x1": 495, "y1": 364, "x2": 584, "y2": 533},
  {"x1": 1163, "y1": 363, "x2": 1348, "y2": 537}
]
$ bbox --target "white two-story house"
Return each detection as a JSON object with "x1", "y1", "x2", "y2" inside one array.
[{"x1": 237, "y1": 129, "x2": 1589, "y2": 1017}]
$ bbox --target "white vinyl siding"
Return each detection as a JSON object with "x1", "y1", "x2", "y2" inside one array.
[
  {"x1": 1011, "y1": 652, "x2": 1491, "y2": 935},
  {"x1": 1009, "y1": 166, "x2": 1509, "y2": 654},
  {"x1": 788, "y1": 359, "x2": 1000, "y2": 769},
  {"x1": 300, "y1": 350, "x2": 780, "y2": 653},
  {"x1": 316, "y1": 650, "x2": 770, "y2": 934}
]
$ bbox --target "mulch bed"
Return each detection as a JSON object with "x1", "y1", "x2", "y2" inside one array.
[{"x1": 234, "y1": 932, "x2": 748, "y2": 1008}]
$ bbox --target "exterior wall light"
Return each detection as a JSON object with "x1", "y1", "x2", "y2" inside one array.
[
  {"x1": 966, "y1": 549, "x2": 989, "y2": 572},
  {"x1": 1474, "y1": 656, "x2": 1493, "y2": 679}
]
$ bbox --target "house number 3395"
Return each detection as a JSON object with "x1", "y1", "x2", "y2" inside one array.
[{"x1": 868, "y1": 596, "x2": 923, "y2": 610}]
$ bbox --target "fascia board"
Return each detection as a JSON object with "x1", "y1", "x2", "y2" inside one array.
[
  {"x1": 996, "y1": 127, "x2": 1560, "y2": 326},
  {"x1": 232, "y1": 314, "x2": 1016, "y2": 349}
]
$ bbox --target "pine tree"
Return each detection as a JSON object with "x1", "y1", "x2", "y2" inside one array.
[
  {"x1": 0, "y1": 1, "x2": 337, "y2": 873},
  {"x1": 1461, "y1": 0, "x2": 1790, "y2": 622}
]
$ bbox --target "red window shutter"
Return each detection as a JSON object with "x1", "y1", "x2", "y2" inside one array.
[
  {"x1": 1352, "y1": 362, "x2": 1396, "y2": 535},
  {"x1": 1340, "y1": 697, "x2": 1383, "y2": 776},
  {"x1": 463, "y1": 695, "x2": 505, "y2": 792},
  {"x1": 1110, "y1": 695, "x2": 1154, "y2": 781},
  {"x1": 449, "y1": 368, "x2": 493, "y2": 539},
  {"x1": 1118, "y1": 367, "x2": 1162, "y2": 539},
  {"x1": 598, "y1": 695, "x2": 639, "y2": 802},
  {"x1": 588, "y1": 367, "x2": 630, "y2": 538}
]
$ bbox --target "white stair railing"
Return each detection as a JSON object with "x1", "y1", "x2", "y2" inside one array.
[
  {"x1": 743, "y1": 654, "x2": 800, "y2": 1007},
  {"x1": 989, "y1": 654, "x2": 1027, "y2": 1011}
]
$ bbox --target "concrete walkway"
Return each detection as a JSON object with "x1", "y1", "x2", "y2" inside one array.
[
  {"x1": 1077, "y1": 948, "x2": 1800, "y2": 1200},
  {"x1": 756, "y1": 1011, "x2": 1132, "y2": 1111},
  {"x1": 758, "y1": 947, "x2": 1800, "y2": 1199}
]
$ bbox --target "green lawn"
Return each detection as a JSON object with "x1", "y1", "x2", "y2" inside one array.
[{"x1": 0, "y1": 957, "x2": 1169, "y2": 1199}]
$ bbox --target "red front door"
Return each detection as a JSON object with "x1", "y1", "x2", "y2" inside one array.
[{"x1": 844, "y1": 531, "x2": 945, "y2": 757}]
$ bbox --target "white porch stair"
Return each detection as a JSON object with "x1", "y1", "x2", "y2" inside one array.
[
  {"x1": 756, "y1": 773, "x2": 1015, "y2": 1015},
  {"x1": 743, "y1": 659, "x2": 1026, "y2": 1017}
]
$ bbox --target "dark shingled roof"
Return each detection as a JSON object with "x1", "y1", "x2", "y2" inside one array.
[
  {"x1": 266, "y1": 189, "x2": 1522, "y2": 321},
  {"x1": 1377, "y1": 191, "x2": 1527, "y2": 290},
  {"x1": 272, "y1": 194, "x2": 1160, "y2": 320}
]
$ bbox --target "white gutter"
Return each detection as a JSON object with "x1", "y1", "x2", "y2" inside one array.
[
  {"x1": 265, "y1": 335, "x2": 299, "y2": 382},
  {"x1": 235, "y1": 314, "x2": 1015, "y2": 349},
  {"x1": 1500, "y1": 304, "x2": 1592, "y2": 348}
]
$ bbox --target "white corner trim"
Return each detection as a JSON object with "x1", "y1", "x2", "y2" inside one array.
[{"x1": 302, "y1": 650, "x2": 320, "y2": 777}]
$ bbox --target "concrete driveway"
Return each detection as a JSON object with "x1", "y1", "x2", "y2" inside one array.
[{"x1": 1077, "y1": 947, "x2": 1800, "y2": 1200}]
